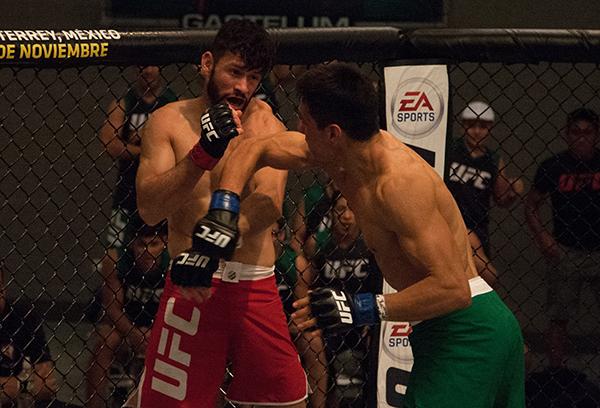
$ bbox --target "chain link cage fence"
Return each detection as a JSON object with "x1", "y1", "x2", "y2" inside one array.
[{"x1": 1, "y1": 28, "x2": 600, "y2": 407}]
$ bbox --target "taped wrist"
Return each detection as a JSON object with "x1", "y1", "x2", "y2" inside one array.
[
  {"x1": 375, "y1": 294, "x2": 388, "y2": 321},
  {"x1": 353, "y1": 293, "x2": 380, "y2": 326},
  {"x1": 189, "y1": 143, "x2": 220, "y2": 170}
]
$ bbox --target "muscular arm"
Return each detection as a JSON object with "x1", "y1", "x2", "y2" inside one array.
[
  {"x1": 382, "y1": 175, "x2": 472, "y2": 322},
  {"x1": 231, "y1": 109, "x2": 291, "y2": 235},
  {"x1": 237, "y1": 166, "x2": 287, "y2": 236},
  {"x1": 99, "y1": 99, "x2": 141, "y2": 160},
  {"x1": 219, "y1": 131, "x2": 314, "y2": 196},
  {"x1": 136, "y1": 108, "x2": 206, "y2": 225}
]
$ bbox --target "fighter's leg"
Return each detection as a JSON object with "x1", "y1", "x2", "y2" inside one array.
[
  {"x1": 227, "y1": 277, "x2": 307, "y2": 407},
  {"x1": 138, "y1": 278, "x2": 230, "y2": 407}
]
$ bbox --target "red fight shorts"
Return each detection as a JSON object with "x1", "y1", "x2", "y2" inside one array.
[{"x1": 138, "y1": 262, "x2": 307, "y2": 407}]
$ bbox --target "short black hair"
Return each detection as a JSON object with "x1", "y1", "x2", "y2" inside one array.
[
  {"x1": 296, "y1": 63, "x2": 380, "y2": 141},
  {"x1": 212, "y1": 19, "x2": 276, "y2": 77},
  {"x1": 567, "y1": 108, "x2": 599, "y2": 130}
]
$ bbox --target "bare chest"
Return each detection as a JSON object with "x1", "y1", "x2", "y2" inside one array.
[{"x1": 347, "y1": 195, "x2": 415, "y2": 290}]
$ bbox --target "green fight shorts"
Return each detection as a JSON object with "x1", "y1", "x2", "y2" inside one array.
[{"x1": 405, "y1": 277, "x2": 525, "y2": 408}]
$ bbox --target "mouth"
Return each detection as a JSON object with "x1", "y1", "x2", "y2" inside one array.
[{"x1": 224, "y1": 96, "x2": 246, "y2": 110}]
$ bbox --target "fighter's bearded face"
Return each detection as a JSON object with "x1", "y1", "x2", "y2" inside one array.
[{"x1": 206, "y1": 51, "x2": 263, "y2": 111}]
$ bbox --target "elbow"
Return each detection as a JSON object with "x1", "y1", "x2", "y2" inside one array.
[
  {"x1": 458, "y1": 291, "x2": 472, "y2": 310},
  {"x1": 455, "y1": 285, "x2": 472, "y2": 310},
  {"x1": 446, "y1": 280, "x2": 471, "y2": 311}
]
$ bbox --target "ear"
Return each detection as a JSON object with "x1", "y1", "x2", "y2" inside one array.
[
  {"x1": 326, "y1": 124, "x2": 343, "y2": 143},
  {"x1": 200, "y1": 51, "x2": 214, "y2": 79}
]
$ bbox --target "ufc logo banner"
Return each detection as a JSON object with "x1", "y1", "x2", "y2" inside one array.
[{"x1": 379, "y1": 63, "x2": 448, "y2": 407}]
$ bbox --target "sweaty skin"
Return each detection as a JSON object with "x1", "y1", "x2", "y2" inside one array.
[{"x1": 218, "y1": 107, "x2": 477, "y2": 326}]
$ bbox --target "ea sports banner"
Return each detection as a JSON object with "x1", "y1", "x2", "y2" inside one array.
[{"x1": 378, "y1": 64, "x2": 449, "y2": 407}]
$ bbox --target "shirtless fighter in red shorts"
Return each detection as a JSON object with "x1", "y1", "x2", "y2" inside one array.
[{"x1": 135, "y1": 20, "x2": 307, "y2": 407}]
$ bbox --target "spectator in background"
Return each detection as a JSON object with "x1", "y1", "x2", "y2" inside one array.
[
  {"x1": 0, "y1": 265, "x2": 59, "y2": 407},
  {"x1": 297, "y1": 192, "x2": 382, "y2": 408},
  {"x1": 272, "y1": 216, "x2": 327, "y2": 408},
  {"x1": 286, "y1": 174, "x2": 335, "y2": 255},
  {"x1": 446, "y1": 101, "x2": 524, "y2": 286},
  {"x1": 98, "y1": 66, "x2": 176, "y2": 288},
  {"x1": 525, "y1": 107, "x2": 600, "y2": 368},
  {"x1": 86, "y1": 218, "x2": 169, "y2": 408}
]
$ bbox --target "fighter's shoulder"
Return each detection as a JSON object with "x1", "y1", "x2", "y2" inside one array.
[
  {"x1": 243, "y1": 98, "x2": 285, "y2": 132},
  {"x1": 150, "y1": 98, "x2": 200, "y2": 120},
  {"x1": 378, "y1": 146, "x2": 434, "y2": 202},
  {"x1": 145, "y1": 98, "x2": 203, "y2": 136}
]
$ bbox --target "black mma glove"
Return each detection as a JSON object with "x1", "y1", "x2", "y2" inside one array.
[
  {"x1": 189, "y1": 103, "x2": 239, "y2": 170},
  {"x1": 171, "y1": 190, "x2": 240, "y2": 288},
  {"x1": 170, "y1": 250, "x2": 220, "y2": 287},
  {"x1": 309, "y1": 288, "x2": 385, "y2": 334},
  {"x1": 192, "y1": 189, "x2": 240, "y2": 261}
]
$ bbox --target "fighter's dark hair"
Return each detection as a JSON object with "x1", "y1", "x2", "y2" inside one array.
[
  {"x1": 567, "y1": 108, "x2": 599, "y2": 130},
  {"x1": 211, "y1": 19, "x2": 276, "y2": 77},
  {"x1": 296, "y1": 63, "x2": 380, "y2": 141}
]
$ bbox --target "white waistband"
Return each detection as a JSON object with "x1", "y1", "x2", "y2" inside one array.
[
  {"x1": 469, "y1": 276, "x2": 493, "y2": 297},
  {"x1": 212, "y1": 261, "x2": 275, "y2": 282}
]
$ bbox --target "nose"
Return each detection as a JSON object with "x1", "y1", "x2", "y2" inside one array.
[
  {"x1": 234, "y1": 76, "x2": 250, "y2": 95},
  {"x1": 340, "y1": 208, "x2": 354, "y2": 223}
]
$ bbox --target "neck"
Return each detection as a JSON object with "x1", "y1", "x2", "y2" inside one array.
[
  {"x1": 464, "y1": 137, "x2": 486, "y2": 156},
  {"x1": 326, "y1": 132, "x2": 382, "y2": 181}
]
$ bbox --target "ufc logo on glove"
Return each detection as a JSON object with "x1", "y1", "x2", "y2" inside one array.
[
  {"x1": 175, "y1": 252, "x2": 211, "y2": 268},
  {"x1": 332, "y1": 291, "x2": 354, "y2": 324},
  {"x1": 200, "y1": 113, "x2": 219, "y2": 141},
  {"x1": 194, "y1": 225, "x2": 232, "y2": 248}
]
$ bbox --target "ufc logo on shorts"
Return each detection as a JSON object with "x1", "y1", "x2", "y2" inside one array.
[
  {"x1": 398, "y1": 91, "x2": 434, "y2": 112},
  {"x1": 332, "y1": 291, "x2": 353, "y2": 324},
  {"x1": 201, "y1": 113, "x2": 219, "y2": 141},
  {"x1": 150, "y1": 297, "x2": 200, "y2": 401},
  {"x1": 176, "y1": 252, "x2": 210, "y2": 268},
  {"x1": 194, "y1": 225, "x2": 231, "y2": 248}
]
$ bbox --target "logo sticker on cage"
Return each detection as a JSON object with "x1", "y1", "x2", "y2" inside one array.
[{"x1": 390, "y1": 78, "x2": 445, "y2": 139}]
